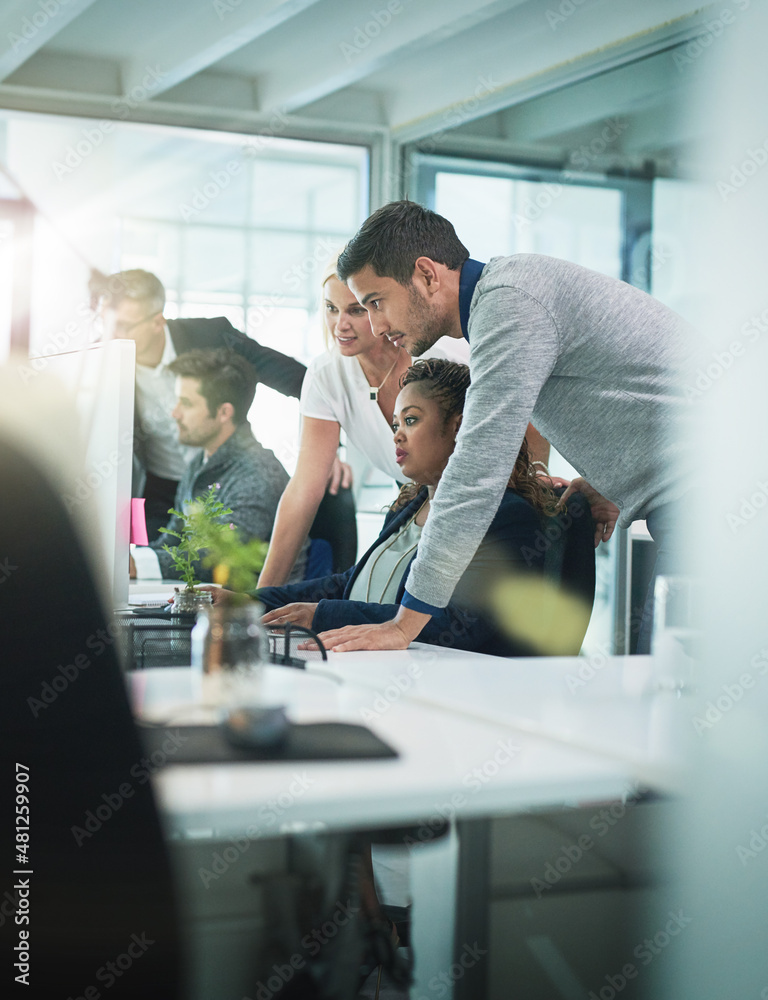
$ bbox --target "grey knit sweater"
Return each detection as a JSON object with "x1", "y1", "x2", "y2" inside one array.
[{"x1": 404, "y1": 254, "x2": 694, "y2": 612}]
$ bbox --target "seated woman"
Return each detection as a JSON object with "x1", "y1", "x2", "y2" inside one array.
[{"x1": 257, "y1": 358, "x2": 589, "y2": 657}]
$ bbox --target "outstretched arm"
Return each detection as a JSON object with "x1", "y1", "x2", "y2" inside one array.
[{"x1": 257, "y1": 417, "x2": 341, "y2": 587}]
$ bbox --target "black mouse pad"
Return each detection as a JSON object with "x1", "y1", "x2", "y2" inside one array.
[{"x1": 138, "y1": 721, "x2": 398, "y2": 763}]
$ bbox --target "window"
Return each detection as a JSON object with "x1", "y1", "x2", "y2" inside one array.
[{"x1": 0, "y1": 111, "x2": 369, "y2": 466}]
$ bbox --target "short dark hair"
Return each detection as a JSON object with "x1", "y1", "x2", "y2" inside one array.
[
  {"x1": 168, "y1": 349, "x2": 256, "y2": 425},
  {"x1": 96, "y1": 269, "x2": 165, "y2": 314},
  {"x1": 337, "y1": 201, "x2": 469, "y2": 286}
]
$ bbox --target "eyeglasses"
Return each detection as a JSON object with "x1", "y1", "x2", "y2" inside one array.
[{"x1": 112, "y1": 310, "x2": 162, "y2": 336}]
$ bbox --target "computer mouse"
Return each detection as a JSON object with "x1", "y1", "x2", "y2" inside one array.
[{"x1": 221, "y1": 706, "x2": 289, "y2": 750}]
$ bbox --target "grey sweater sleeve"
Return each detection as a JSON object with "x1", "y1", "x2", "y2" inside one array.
[{"x1": 403, "y1": 284, "x2": 560, "y2": 610}]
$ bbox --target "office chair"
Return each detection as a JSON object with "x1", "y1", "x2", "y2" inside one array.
[
  {"x1": 541, "y1": 488, "x2": 597, "y2": 652},
  {"x1": 305, "y1": 485, "x2": 358, "y2": 579},
  {"x1": 0, "y1": 437, "x2": 183, "y2": 999}
]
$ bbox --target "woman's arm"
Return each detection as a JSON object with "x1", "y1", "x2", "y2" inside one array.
[{"x1": 257, "y1": 416, "x2": 341, "y2": 587}]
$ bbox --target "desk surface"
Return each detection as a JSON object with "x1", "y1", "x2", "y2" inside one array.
[{"x1": 129, "y1": 649, "x2": 685, "y2": 839}]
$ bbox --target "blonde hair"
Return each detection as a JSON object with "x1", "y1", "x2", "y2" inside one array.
[{"x1": 320, "y1": 252, "x2": 343, "y2": 350}]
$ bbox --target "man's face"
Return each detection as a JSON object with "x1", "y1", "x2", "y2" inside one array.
[
  {"x1": 103, "y1": 298, "x2": 164, "y2": 363},
  {"x1": 347, "y1": 265, "x2": 449, "y2": 357},
  {"x1": 171, "y1": 377, "x2": 222, "y2": 449}
]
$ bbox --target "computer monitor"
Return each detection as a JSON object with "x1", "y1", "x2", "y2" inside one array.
[{"x1": 42, "y1": 340, "x2": 135, "y2": 608}]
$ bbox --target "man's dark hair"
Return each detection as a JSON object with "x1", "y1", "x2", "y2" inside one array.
[
  {"x1": 95, "y1": 269, "x2": 166, "y2": 314},
  {"x1": 168, "y1": 349, "x2": 257, "y2": 425},
  {"x1": 336, "y1": 201, "x2": 469, "y2": 286}
]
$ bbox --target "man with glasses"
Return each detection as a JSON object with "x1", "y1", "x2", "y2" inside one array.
[{"x1": 97, "y1": 269, "x2": 309, "y2": 539}]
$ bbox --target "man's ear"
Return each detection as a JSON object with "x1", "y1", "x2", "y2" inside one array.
[
  {"x1": 413, "y1": 256, "x2": 442, "y2": 294},
  {"x1": 218, "y1": 401, "x2": 235, "y2": 425},
  {"x1": 151, "y1": 311, "x2": 166, "y2": 335},
  {"x1": 450, "y1": 412, "x2": 463, "y2": 439}
]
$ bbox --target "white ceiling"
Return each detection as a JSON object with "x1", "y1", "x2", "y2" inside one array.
[{"x1": 0, "y1": 0, "x2": 719, "y2": 177}]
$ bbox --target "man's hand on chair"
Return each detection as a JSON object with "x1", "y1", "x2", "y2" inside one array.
[{"x1": 558, "y1": 477, "x2": 620, "y2": 547}]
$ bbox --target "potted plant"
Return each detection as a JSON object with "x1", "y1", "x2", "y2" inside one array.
[{"x1": 160, "y1": 483, "x2": 267, "y2": 614}]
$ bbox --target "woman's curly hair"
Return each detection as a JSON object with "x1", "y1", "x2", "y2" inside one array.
[{"x1": 392, "y1": 358, "x2": 560, "y2": 517}]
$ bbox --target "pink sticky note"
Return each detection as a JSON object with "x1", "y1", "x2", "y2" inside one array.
[{"x1": 131, "y1": 498, "x2": 149, "y2": 546}]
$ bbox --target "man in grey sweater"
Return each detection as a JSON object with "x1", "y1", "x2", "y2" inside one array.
[
  {"x1": 131, "y1": 348, "x2": 307, "y2": 583},
  {"x1": 314, "y1": 201, "x2": 692, "y2": 654}
]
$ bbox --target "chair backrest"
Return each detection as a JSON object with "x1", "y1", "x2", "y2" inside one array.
[
  {"x1": 542, "y1": 489, "x2": 597, "y2": 650},
  {"x1": 307, "y1": 485, "x2": 358, "y2": 574},
  {"x1": 0, "y1": 437, "x2": 182, "y2": 999}
]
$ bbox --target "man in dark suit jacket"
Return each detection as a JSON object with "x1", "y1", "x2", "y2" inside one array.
[{"x1": 98, "y1": 269, "x2": 314, "y2": 539}]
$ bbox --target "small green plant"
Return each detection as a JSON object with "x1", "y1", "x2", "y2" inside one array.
[{"x1": 159, "y1": 483, "x2": 267, "y2": 593}]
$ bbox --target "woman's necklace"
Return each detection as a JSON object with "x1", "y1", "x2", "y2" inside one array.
[{"x1": 361, "y1": 349, "x2": 401, "y2": 401}]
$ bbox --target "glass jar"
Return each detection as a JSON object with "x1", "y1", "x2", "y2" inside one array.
[
  {"x1": 171, "y1": 587, "x2": 214, "y2": 616},
  {"x1": 170, "y1": 588, "x2": 212, "y2": 660},
  {"x1": 191, "y1": 600, "x2": 268, "y2": 707}
]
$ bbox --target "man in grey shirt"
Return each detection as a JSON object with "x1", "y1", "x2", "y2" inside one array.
[
  {"x1": 131, "y1": 348, "x2": 307, "y2": 583},
  {"x1": 313, "y1": 201, "x2": 692, "y2": 654}
]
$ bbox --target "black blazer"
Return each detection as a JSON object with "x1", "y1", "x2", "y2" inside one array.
[
  {"x1": 134, "y1": 317, "x2": 306, "y2": 491},
  {"x1": 166, "y1": 317, "x2": 305, "y2": 398}
]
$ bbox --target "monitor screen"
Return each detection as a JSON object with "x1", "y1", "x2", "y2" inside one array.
[{"x1": 42, "y1": 340, "x2": 135, "y2": 608}]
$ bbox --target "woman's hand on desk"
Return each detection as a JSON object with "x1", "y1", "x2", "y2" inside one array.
[{"x1": 262, "y1": 603, "x2": 318, "y2": 629}]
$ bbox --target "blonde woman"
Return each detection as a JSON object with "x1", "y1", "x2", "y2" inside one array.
[{"x1": 257, "y1": 261, "x2": 466, "y2": 586}]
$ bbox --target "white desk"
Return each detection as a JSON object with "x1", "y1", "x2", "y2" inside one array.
[{"x1": 128, "y1": 650, "x2": 684, "y2": 999}]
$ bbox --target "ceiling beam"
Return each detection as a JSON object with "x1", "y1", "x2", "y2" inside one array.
[
  {"x1": 389, "y1": 3, "x2": 713, "y2": 142},
  {"x1": 119, "y1": 0, "x2": 324, "y2": 101},
  {"x1": 497, "y1": 50, "x2": 686, "y2": 144},
  {"x1": 258, "y1": 0, "x2": 527, "y2": 114},
  {"x1": 0, "y1": 0, "x2": 99, "y2": 83}
]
